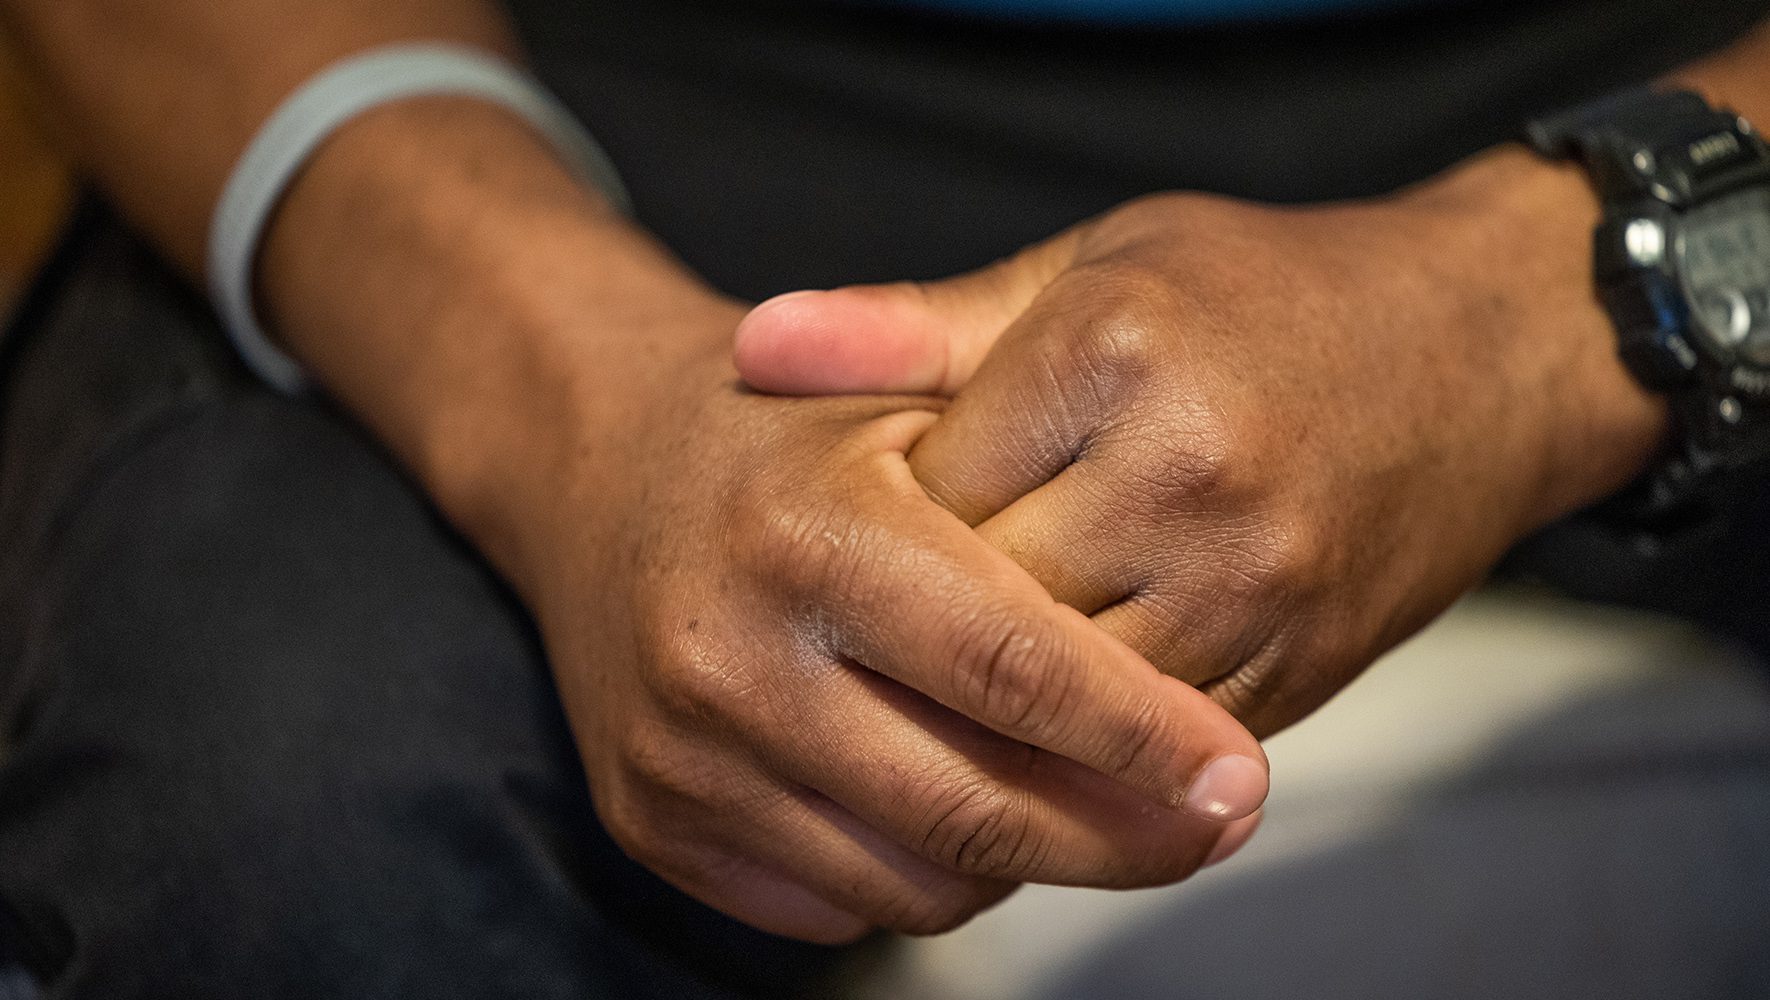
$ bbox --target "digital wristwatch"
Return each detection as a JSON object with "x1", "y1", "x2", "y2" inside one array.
[{"x1": 1528, "y1": 88, "x2": 1770, "y2": 531}]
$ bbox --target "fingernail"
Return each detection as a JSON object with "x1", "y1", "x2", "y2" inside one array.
[
  {"x1": 1202, "y1": 809, "x2": 1264, "y2": 868},
  {"x1": 735, "y1": 290, "x2": 826, "y2": 349},
  {"x1": 1182, "y1": 754, "x2": 1268, "y2": 822}
]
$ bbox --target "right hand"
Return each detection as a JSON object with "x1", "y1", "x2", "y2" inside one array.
[{"x1": 472, "y1": 292, "x2": 1269, "y2": 944}]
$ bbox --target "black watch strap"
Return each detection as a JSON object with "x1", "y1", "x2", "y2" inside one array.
[
  {"x1": 1527, "y1": 89, "x2": 1770, "y2": 543},
  {"x1": 1527, "y1": 88, "x2": 1762, "y2": 208}
]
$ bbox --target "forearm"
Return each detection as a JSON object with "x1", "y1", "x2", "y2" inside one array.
[
  {"x1": 1411, "y1": 17, "x2": 1770, "y2": 528},
  {"x1": 0, "y1": 0, "x2": 519, "y2": 273},
  {"x1": 256, "y1": 97, "x2": 734, "y2": 583},
  {"x1": 1671, "y1": 16, "x2": 1770, "y2": 116},
  {"x1": 0, "y1": 0, "x2": 730, "y2": 581}
]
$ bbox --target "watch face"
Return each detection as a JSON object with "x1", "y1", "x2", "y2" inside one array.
[{"x1": 1677, "y1": 187, "x2": 1770, "y2": 366}]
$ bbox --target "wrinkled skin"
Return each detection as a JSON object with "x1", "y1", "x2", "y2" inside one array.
[
  {"x1": 735, "y1": 152, "x2": 1665, "y2": 740},
  {"x1": 494, "y1": 297, "x2": 1268, "y2": 944}
]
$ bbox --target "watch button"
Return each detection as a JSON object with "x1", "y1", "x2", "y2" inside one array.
[{"x1": 1623, "y1": 217, "x2": 1666, "y2": 266}]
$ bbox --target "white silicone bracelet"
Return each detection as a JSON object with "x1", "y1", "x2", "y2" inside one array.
[{"x1": 206, "y1": 43, "x2": 630, "y2": 394}]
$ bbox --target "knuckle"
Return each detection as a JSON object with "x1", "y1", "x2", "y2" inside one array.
[
  {"x1": 1208, "y1": 656, "x2": 1273, "y2": 720},
  {"x1": 1208, "y1": 615, "x2": 1332, "y2": 737},
  {"x1": 1095, "y1": 694, "x2": 1177, "y2": 787},
  {"x1": 1093, "y1": 407, "x2": 1247, "y2": 530},
  {"x1": 1211, "y1": 512, "x2": 1328, "y2": 635},
  {"x1": 1142, "y1": 408, "x2": 1245, "y2": 510},
  {"x1": 1121, "y1": 514, "x2": 1303, "y2": 688},
  {"x1": 727, "y1": 474, "x2": 849, "y2": 594},
  {"x1": 615, "y1": 717, "x2": 718, "y2": 802},
  {"x1": 1066, "y1": 271, "x2": 1177, "y2": 389},
  {"x1": 1221, "y1": 515, "x2": 1294, "y2": 602},
  {"x1": 1208, "y1": 639, "x2": 1297, "y2": 735},
  {"x1": 1262, "y1": 511, "x2": 1330, "y2": 589},
  {"x1": 635, "y1": 606, "x2": 758, "y2": 720},
  {"x1": 947, "y1": 613, "x2": 1074, "y2": 737},
  {"x1": 1127, "y1": 440, "x2": 1332, "y2": 612},
  {"x1": 916, "y1": 778, "x2": 1039, "y2": 877}
]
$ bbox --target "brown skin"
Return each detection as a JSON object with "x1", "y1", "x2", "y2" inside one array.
[
  {"x1": 740, "y1": 151, "x2": 1661, "y2": 739},
  {"x1": 265, "y1": 99, "x2": 1271, "y2": 948},
  {"x1": 1, "y1": 0, "x2": 1267, "y2": 945},
  {"x1": 9, "y1": 0, "x2": 1769, "y2": 946},
  {"x1": 735, "y1": 27, "x2": 1770, "y2": 740}
]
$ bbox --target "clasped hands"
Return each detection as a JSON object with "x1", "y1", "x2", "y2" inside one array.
[{"x1": 518, "y1": 151, "x2": 1663, "y2": 945}]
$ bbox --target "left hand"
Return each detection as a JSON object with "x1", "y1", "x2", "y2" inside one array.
[{"x1": 734, "y1": 147, "x2": 1669, "y2": 737}]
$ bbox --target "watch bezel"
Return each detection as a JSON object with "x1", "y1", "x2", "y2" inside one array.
[
  {"x1": 1668, "y1": 186, "x2": 1770, "y2": 375},
  {"x1": 1596, "y1": 177, "x2": 1770, "y2": 403}
]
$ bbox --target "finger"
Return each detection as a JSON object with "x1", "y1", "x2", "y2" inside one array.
[
  {"x1": 1201, "y1": 808, "x2": 1264, "y2": 869},
  {"x1": 733, "y1": 231, "x2": 1081, "y2": 397},
  {"x1": 1091, "y1": 589, "x2": 1284, "y2": 690},
  {"x1": 637, "y1": 842, "x2": 875, "y2": 945},
  {"x1": 903, "y1": 266, "x2": 1142, "y2": 525},
  {"x1": 619, "y1": 747, "x2": 1016, "y2": 938},
  {"x1": 758, "y1": 661, "x2": 1267, "y2": 888},
  {"x1": 756, "y1": 788, "x2": 1022, "y2": 936},
  {"x1": 967, "y1": 454, "x2": 1156, "y2": 615},
  {"x1": 975, "y1": 475, "x2": 1307, "y2": 738},
  {"x1": 971, "y1": 441, "x2": 1288, "y2": 671},
  {"x1": 815, "y1": 413, "x2": 1268, "y2": 822},
  {"x1": 708, "y1": 789, "x2": 1019, "y2": 938},
  {"x1": 970, "y1": 453, "x2": 1305, "y2": 714}
]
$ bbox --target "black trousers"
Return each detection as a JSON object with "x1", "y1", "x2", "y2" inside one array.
[{"x1": 2, "y1": 0, "x2": 1767, "y2": 996}]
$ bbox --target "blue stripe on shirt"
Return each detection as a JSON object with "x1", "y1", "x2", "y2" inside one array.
[{"x1": 869, "y1": 0, "x2": 1429, "y2": 24}]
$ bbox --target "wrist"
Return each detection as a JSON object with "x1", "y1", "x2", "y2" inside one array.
[
  {"x1": 1405, "y1": 145, "x2": 1672, "y2": 530},
  {"x1": 256, "y1": 96, "x2": 736, "y2": 578}
]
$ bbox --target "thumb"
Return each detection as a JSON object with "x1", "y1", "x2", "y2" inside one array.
[{"x1": 734, "y1": 230, "x2": 1080, "y2": 397}]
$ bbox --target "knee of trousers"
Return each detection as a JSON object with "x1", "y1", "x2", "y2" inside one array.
[
  {"x1": 0, "y1": 394, "x2": 851, "y2": 1000},
  {"x1": 0, "y1": 209, "x2": 857, "y2": 1000},
  {"x1": 0, "y1": 394, "x2": 677, "y2": 998}
]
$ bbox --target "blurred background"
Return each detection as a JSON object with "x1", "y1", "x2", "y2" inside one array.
[
  {"x1": 861, "y1": 587, "x2": 1770, "y2": 1000},
  {"x1": 0, "y1": 30, "x2": 68, "y2": 321}
]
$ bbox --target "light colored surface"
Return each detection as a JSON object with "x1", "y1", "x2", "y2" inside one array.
[{"x1": 860, "y1": 587, "x2": 1759, "y2": 1000}]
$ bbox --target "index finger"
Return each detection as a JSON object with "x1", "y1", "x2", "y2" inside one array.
[{"x1": 818, "y1": 414, "x2": 1268, "y2": 821}]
